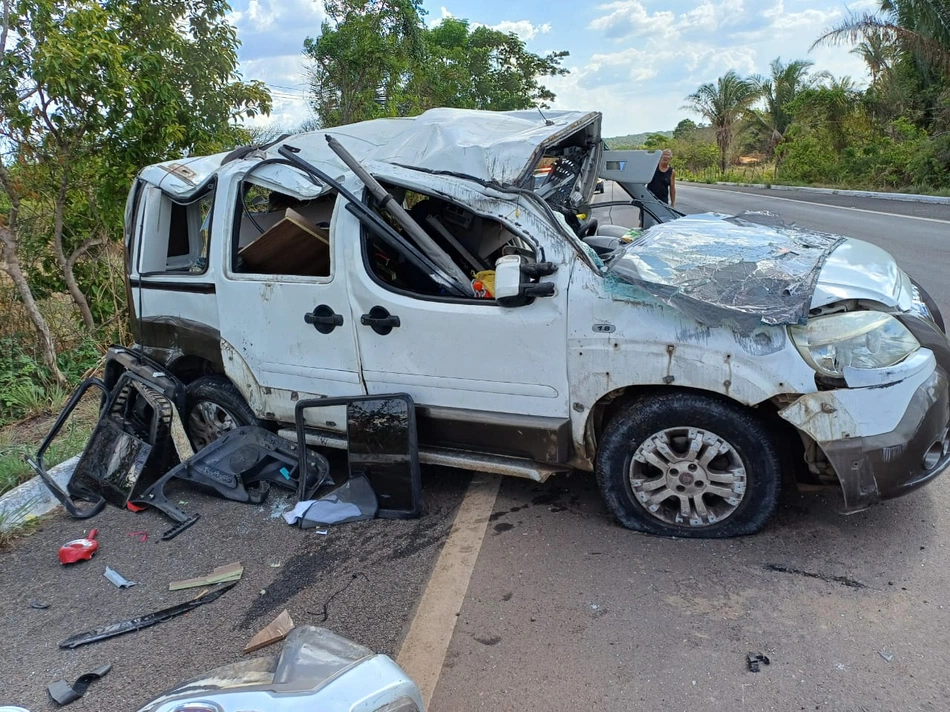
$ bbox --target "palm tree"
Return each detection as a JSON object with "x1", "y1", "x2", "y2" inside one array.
[
  {"x1": 752, "y1": 58, "x2": 821, "y2": 159},
  {"x1": 851, "y1": 27, "x2": 897, "y2": 82},
  {"x1": 814, "y1": 0, "x2": 950, "y2": 73},
  {"x1": 683, "y1": 70, "x2": 761, "y2": 175}
]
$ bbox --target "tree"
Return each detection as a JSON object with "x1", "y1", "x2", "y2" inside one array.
[
  {"x1": 304, "y1": 0, "x2": 426, "y2": 128},
  {"x1": 414, "y1": 18, "x2": 568, "y2": 111},
  {"x1": 0, "y1": 0, "x2": 270, "y2": 383},
  {"x1": 751, "y1": 58, "x2": 822, "y2": 159},
  {"x1": 814, "y1": 0, "x2": 950, "y2": 74},
  {"x1": 683, "y1": 70, "x2": 761, "y2": 175},
  {"x1": 672, "y1": 118, "x2": 697, "y2": 139},
  {"x1": 305, "y1": 4, "x2": 570, "y2": 127}
]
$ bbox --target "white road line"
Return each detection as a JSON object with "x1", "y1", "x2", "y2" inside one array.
[
  {"x1": 396, "y1": 474, "x2": 501, "y2": 708},
  {"x1": 684, "y1": 184, "x2": 950, "y2": 225}
]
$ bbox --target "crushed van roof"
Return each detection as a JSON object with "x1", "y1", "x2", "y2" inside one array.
[{"x1": 146, "y1": 108, "x2": 600, "y2": 198}]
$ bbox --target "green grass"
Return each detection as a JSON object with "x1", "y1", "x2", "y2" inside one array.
[{"x1": 0, "y1": 398, "x2": 98, "y2": 498}]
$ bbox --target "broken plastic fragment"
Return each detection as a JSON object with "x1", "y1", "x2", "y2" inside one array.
[
  {"x1": 47, "y1": 663, "x2": 112, "y2": 705},
  {"x1": 283, "y1": 475, "x2": 378, "y2": 528},
  {"x1": 104, "y1": 566, "x2": 135, "y2": 589},
  {"x1": 747, "y1": 652, "x2": 770, "y2": 673},
  {"x1": 59, "y1": 583, "x2": 236, "y2": 649}
]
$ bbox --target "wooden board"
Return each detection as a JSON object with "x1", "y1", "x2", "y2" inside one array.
[
  {"x1": 169, "y1": 562, "x2": 244, "y2": 591},
  {"x1": 239, "y1": 207, "x2": 330, "y2": 277},
  {"x1": 244, "y1": 609, "x2": 295, "y2": 653}
]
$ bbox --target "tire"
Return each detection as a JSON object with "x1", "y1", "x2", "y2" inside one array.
[
  {"x1": 595, "y1": 391, "x2": 782, "y2": 538},
  {"x1": 184, "y1": 376, "x2": 260, "y2": 451}
]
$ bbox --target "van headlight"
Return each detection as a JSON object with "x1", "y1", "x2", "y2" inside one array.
[{"x1": 789, "y1": 312, "x2": 919, "y2": 377}]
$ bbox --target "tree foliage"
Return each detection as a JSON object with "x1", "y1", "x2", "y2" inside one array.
[
  {"x1": 0, "y1": 0, "x2": 270, "y2": 385},
  {"x1": 305, "y1": 2, "x2": 569, "y2": 128},
  {"x1": 683, "y1": 70, "x2": 761, "y2": 175}
]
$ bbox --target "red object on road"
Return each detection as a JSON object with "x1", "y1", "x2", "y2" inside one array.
[{"x1": 58, "y1": 529, "x2": 99, "y2": 565}]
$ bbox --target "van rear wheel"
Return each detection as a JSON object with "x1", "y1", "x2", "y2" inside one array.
[
  {"x1": 595, "y1": 392, "x2": 782, "y2": 538},
  {"x1": 184, "y1": 376, "x2": 259, "y2": 451}
]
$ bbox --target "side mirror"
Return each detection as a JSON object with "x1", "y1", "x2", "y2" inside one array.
[{"x1": 493, "y1": 255, "x2": 557, "y2": 307}]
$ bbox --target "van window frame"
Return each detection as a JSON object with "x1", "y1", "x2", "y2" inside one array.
[
  {"x1": 225, "y1": 176, "x2": 336, "y2": 284},
  {"x1": 357, "y1": 185, "x2": 540, "y2": 307},
  {"x1": 138, "y1": 179, "x2": 216, "y2": 278}
]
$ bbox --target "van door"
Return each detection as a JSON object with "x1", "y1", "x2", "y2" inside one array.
[
  {"x1": 343, "y1": 188, "x2": 572, "y2": 463},
  {"x1": 216, "y1": 178, "x2": 364, "y2": 424}
]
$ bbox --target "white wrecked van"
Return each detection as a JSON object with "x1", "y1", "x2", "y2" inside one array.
[{"x1": 122, "y1": 108, "x2": 950, "y2": 537}]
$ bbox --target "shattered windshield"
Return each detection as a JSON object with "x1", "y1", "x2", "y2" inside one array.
[{"x1": 606, "y1": 212, "x2": 845, "y2": 333}]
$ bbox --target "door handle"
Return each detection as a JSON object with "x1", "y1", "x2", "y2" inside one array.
[
  {"x1": 360, "y1": 306, "x2": 401, "y2": 336},
  {"x1": 304, "y1": 305, "x2": 344, "y2": 334}
]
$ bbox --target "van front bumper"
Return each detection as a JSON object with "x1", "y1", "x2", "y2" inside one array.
[{"x1": 779, "y1": 348, "x2": 950, "y2": 512}]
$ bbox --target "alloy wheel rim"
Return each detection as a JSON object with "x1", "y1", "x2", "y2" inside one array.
[
  {"x1": 629, "y1": 426, "x2": 747, "y2": 527},
  {"x1": 188, "y1": 401, "x2": 239, "y2": 449}
]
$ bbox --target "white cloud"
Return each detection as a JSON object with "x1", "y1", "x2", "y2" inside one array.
[
  {"x1": 490, "y1": 19, "x2": 552, "y2": 41},
  {"x1": 588, "y1": 1, "x2": 677, "y2": 40},
  {"x1": 679, "y1": 0, "x2": 746, "y2": 32},
  {"x1": 231, "y1": 0, "x2": 324, "y2": 34}
]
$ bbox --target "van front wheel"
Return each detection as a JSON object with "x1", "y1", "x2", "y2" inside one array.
[
  {"x1": 184, "y1": 376, "x2": 259, "y2": 451},
  {"x1": 595, "y1": 392, "x2": 782, "y2": 538}
]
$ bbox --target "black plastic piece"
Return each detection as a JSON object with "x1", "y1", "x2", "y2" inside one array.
[
  {"x1": 59, "y1": 584, "x2": 237, "y2": 649},
  {"x1": 305, "y1": 304, "x2": 345, "y2": 333},
  {"x1": 135, "y1": 426, "x2": 331, "y2": 538},
  {"x1": 295, "y1": 394, "x2": 422, "y2": 519},
  {"x1": 520, "y1": 261, "x2": 559, "y2": 278},
  {"x1": 48, "y1": 663, "x2": 112, "y2": 705},
  {"x1": 360, "y1": 306, "x2": 401, "y2": 335},
  {"x1": 30, "y1": 347, "x2": 191, "y2": 520},
  {"x1": 522, "y1": 282, "x2": 556, "y2": 298},
  {"x1": 67, "y1": 370, "x2": 179, "y2": 509},
  {"x1": 747, "y1": 652, "x2": 771, "y2": 673}
]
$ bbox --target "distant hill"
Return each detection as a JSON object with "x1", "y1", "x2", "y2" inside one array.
[{"x1": 604, "y1": 130, "x2": 673, "y2": 148}]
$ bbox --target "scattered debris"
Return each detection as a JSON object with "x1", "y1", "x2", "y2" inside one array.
[
  {"x1": 764, "y1": 563, "x2": 866, "y2": 589},
  {"x1": 879, "y1": 649, "x2": 894, "y2": 662},
  {"x1": 59, "y1": 582, "x2": 237, "y2": 649},
  {"x1": 31, "y1": 348, "x2": 332, "y2": 541},
  {"x1": 104, "y1": 566, "x2": 135, "y2": 589},
  {"x1": 129, "y1": 531, "x2": 148, "y2": 542},
  {"x1": 29, "y1": 600, "x2": 50, "y2": 610},
  {"x1": 169, "y1": 562, "x2": 243, "y2": 591},
  {"x1": 139, "y1": 425, "x2": 330, "y2": 540},
  {"x1": 747, "y1": 652, "x2": 770, "y2": 673},
  {"x1": 283, "y1": 475, "x2": 378, "y2": 528},
  {"x1": 47, "y1": 663, "x2": 112, "y2": 705},
  {"x1": 58, "y1": 529, "x2": 99, "y2": 565},
  {"x1": 244, "y1": 609, "x2": 295, "y2": 653}
]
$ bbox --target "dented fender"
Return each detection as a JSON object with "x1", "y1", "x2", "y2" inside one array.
[
  {"x1": 779, "y1": 349, "x2": 950, "y2": 511},
  {"x1": 778, "y1": 350, "x2": 936, "y2": 442}
]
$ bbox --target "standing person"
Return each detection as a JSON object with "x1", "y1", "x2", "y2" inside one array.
[{"x1": 648, "y1": 149, "x2": 676, "y2": 207}]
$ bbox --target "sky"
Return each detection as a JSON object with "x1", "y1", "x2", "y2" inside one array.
[{"x1": 229, "y1": 0, "x2": 879, "y2": 138}]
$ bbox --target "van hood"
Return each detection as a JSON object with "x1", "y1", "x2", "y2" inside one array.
[
  {"x1": 607, "y1": 212, "x2": 912, "y2": 332},
  {"x1": 811, "y1": 237, "x2": 913, "y2": 311}
]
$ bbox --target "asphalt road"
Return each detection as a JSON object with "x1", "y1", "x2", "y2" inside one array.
[
  {"x1": 430, "y1": 183, "x2": 950, "y2": 711},
  {"x1": 4, "y1": 183, "x2": 950, "y2": 711}
]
